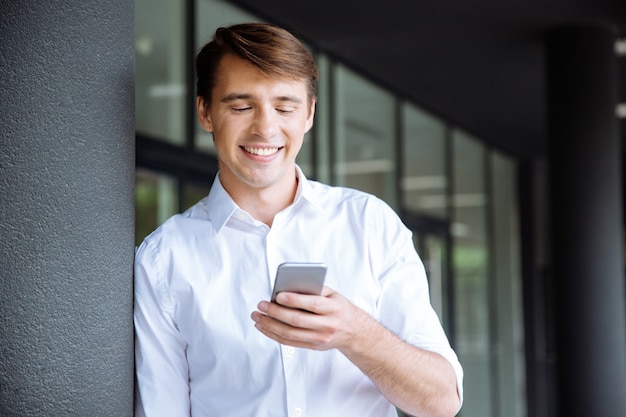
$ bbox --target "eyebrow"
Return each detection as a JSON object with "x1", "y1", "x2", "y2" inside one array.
[{"x1": 220, "y1": 93, "x2": 303, "y2": 104}]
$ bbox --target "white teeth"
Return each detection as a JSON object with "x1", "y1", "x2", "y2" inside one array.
[{"x1": 244, "y1": 146, "x2": 279, "y2": 156}]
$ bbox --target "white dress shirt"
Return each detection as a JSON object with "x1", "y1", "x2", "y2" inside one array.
[{"x1": 134, "y1": 167, "x2": 463, "y2": 417}]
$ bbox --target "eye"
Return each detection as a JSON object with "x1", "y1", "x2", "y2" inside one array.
[
  {"x1": 232, "y1": 106, "x2": 251, "y2": 113},
  {"x1": 276, "y1": 107, "x2": 295, "y2": 114}
]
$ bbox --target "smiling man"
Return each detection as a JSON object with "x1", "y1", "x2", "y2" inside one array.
[
  {"x1": 134, "y1": 23, "x2": 463, "y2": 417},
  {"x1": 195, "y1": 50, "x2": 314, "y2": 226}
]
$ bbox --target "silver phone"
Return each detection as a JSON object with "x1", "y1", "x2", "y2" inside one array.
[{"x1": 271, "y1": 262, "x2": 327, "y2": 302}]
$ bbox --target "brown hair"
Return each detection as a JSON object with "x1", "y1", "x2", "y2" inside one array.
[{"x1": 196, "y1": 23, "x2": 318, "y2": 106}]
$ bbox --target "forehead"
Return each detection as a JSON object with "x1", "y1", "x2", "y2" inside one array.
[{"x1": 213, "y1": 54, "x2": 308, "y2": 99}]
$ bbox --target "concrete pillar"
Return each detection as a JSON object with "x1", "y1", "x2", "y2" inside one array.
[
  {"x1": 546, "y1": 24, "x2": 626, "y2": 417},
  {"x1": 0, "y1": 1, "x2": 135, "y2": 416}
]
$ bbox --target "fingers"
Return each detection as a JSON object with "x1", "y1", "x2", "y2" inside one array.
[
  {"x1": 256, "y1": 297, "x2": 324, "y2": 330},
  {"x1": 320, "y1": 285, "x2": 335, "y2": 297},
  {"x1": 252, "y1": 315, "x2": 328, "y2": 349},
  {"x1": 251, "y1": 305, "x2": 334, "y2": 349},
  {"x1": 273, "y1": 286, "x2": 336, "y2": 314},
  {"x1": 273, "y1": 293, "x2": 322, "y2": 314},
  {"x1": 251, "y1": 290, "x2": 342, "y2": 349}
]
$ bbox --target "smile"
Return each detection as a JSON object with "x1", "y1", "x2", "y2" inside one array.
[{"x1": 243, "y1": 146, "x2": 280, "y2": 156}]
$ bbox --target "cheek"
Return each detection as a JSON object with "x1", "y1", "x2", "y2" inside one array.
[
  {"x1": 286, "y1": 131, "x2": 304, "y2": 154},
  {"x1": 211, "y1": 121, "x2": 237, "y2": 143}
]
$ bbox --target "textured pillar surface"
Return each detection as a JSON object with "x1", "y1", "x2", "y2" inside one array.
[
  {"x1": 546, "y1": 24, "x2": 626, "y2": 417},
  {"x1": 0, "y1": 1, "x2": 135, "y2": 416}
]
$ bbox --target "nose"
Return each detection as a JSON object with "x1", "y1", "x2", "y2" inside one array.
[{"x1": 251, "y1": 105, "x2": 279, "y2": 139}]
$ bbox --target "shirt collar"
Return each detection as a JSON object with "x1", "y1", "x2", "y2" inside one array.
[
  {"x1": 204, "y1": 176, "x2": 238, "y2": 235},
  {"x1": 294, "y1": 165, "x2": 325, "y2": 215},
  {"x1": 205, "y1": 165, "x2": 325, "y2": 234}
]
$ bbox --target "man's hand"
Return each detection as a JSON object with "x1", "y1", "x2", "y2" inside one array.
[
  {"x1": 251, "y1": 286, "x2": 363, "y2": 351},
  {"x1": 251, "y1": 286, "x2": 461, "y2": 417}
]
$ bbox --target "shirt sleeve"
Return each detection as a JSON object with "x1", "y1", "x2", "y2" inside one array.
[
  {"x1": 369, "y1": 198, "x2": 464, "y2": 402},
  {"x1": 134, "y1": 237, "x2": 191, "y2": 417}
]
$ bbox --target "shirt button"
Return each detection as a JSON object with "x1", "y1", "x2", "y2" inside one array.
[
  {"x1": 286, "y1": 346, "x2": 295, "y2": 356},
  {"x1": 293, "y1": 407, "x2": 302, "y2": 416}
]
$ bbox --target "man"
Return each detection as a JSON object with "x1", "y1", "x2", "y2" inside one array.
[{"x1": 134, "y1": 22, "x2": 463, "y2": 417}]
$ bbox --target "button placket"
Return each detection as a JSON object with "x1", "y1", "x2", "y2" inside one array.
[{"x1": 281, "y1": 344, "x2": 305, "y2": 417}]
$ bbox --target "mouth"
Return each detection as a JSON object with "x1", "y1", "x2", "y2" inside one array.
[{"x1": 242, "y1": 146, "x2": 281, "y2": 156}]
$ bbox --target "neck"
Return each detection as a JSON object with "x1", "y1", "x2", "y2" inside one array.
[
  {"x1": 239, "y1": 186, "x2": 297, "y2": 226},
  {"x1": 220, "y1": 169, "x2": 299, "y2": 227}
]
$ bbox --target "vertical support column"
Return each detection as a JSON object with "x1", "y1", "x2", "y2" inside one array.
[
  {"x1": 546, "y1": 24, "x2": 626, "y2": 417},
  {"x1": 0, "y1": 1, "x2": 135, "y2": 416}
]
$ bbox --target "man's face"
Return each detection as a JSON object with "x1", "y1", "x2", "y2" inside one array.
[{"x1": 197, "y1": 54, "x2": 315, "y2": 197}]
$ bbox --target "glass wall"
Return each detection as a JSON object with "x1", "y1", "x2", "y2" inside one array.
[
  {"x1": 333, "y1": 64, "x2": 398, "y2": 207},
  {"x1": 491, "y1": 153, "x2": 526, "y2": 417},
  {"x1": 135, "y1": 168, "x2": 178, "y2": 246},
  {"x1": 451, "y1": 130, "x2": 492, "y2": 416},
  {"x1": 135, "y1": 0, "x2": 186, "y2": 144},
  {"x1": 401, "y1": 103, "x2": 448, "y2": 219},
  {"x1": 412, "y1": 233, "x2": 449, "y2": 324},
  {"x1": 401, "y1": 103, "x2": 451, "y2": 326},
  {"x1": 134, "y1": 1, "x2": 526, "y2": 415}
]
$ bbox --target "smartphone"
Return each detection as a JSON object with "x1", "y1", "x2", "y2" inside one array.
[{"x1": 270, "y1": 262, "x2": 327, "y2": 302}]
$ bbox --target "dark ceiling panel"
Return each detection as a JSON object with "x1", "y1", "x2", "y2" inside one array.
[{"x1": 231, "y1": 0, "x2": 626, "y2": 157}]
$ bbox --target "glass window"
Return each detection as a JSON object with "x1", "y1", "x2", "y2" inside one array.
[
  {"x1": 135, "y1": 0, "x2": 186, "y2": 144},
  {"x1": 424, "y1": 234, "x2": 448, "y2": 325},
  {"x1": 451, "y1": 129, "x2": 492, "y2": 417},
  {"x1": 307, "y1": 54, "x2": 332, "y2": 183},
  {"x1": 491, "y1": 153, "x2": 526, "y2": 417},
  {"x1": 295, "y1": 130, "x2": 315, "y2": 178},
  {"x1": 183, "y1": 180, "x2": 212, "y2": 212},
  {"x1": 332, "y1": 65, "x2": 397, "y2": 207},
  {"x1": 135, "y1": 169, "x2": 179, "y2": 246},
  {"x1": 293, "y1": 46, "x2": 318, "y2": 179},
  {"x1": 413, "y1": 233, "x2": 448, "y2": 323},
  {"x1": 401, "y1": 103, "x2": 448, "y2": 219}
]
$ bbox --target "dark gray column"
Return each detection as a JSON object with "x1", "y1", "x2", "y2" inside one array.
[
  {"x1": 0, "y1": 1, "x2": 135, "y2": 416},
  {"x1": 546, "y1": 24, "x2": 626, "y2": 417}
]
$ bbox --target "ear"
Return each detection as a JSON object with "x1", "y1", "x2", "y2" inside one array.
[
  {"x1": 304, "y1": 99, "x2": 316, "y2": 134},
  {"x1": 196, "y1": 96, "x2": 214, "y2": 132}
]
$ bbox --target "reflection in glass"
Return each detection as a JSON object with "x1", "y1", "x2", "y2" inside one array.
[
  {"x1": 425, "y1": 235, "x2": 447, "y2": 324},
  {"x1": 183, "y1": 180, "x2": 212, "y2": 212},
  {"x1": 310, "y1": 54, "x2": 332, "y2": 184},
  {"x1": 413, "y1": 233, "x2": 448, "y2": 325},
  {"x1": 296, "y1": 131, "x2": 315, "y2": 178},
  {"x1": 294, "y1": 47, "x2": 318, "y2": 179},
  {"x1": 401, "y1": 104, "x2": 448, "y2": 219},
  {"x1": 491, "y1": 153, "x2": 526, "y2": 417},
  {"x1": 333, "y1": 65, "x2": 397, "y2": 206},
  {"x1": 451, "y1": 129, "x2": 491, "y2": 417},
  {"x1": 135, "y1": 0, "x2": 186, "y2": 144},
  {"x1": 135, "y1": 169, "x2": 178, "y2": 246}
]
